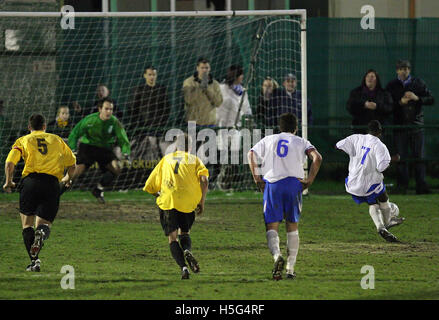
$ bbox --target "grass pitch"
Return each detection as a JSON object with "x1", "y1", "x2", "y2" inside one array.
[{"x1": 0, "y1": 186, "x2": 438, "y2": 300}]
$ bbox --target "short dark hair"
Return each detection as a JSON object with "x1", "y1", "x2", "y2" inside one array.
[
  {"x1": 368, "y1": 120, "x2": 382, "y2": 136},
  {"x1": 29, "y1": 114, "x2": 46, "y2": 130},
  {"x1": 396, "y1": 59, "x2": 411, "y2": 69},
  {"x1": 97, "y1": 97, "x2": 114, "y2": 110},
  {"x1": 197, "y1": 57, "x2": 210, "y2": 66},
  {"x1": 225, "y1": 65, "x2": 244, "y2": 86},
  {"x1": 144, "y1": 65, "x2": 156, "y2": 73},
  {"x1": 279, "y1": 113, "x2": 297, "y2": 133}
]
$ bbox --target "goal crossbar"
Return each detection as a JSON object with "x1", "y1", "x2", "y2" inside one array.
[{"x1": 0, "y1": 10, "x2": 306, "y2": 18}]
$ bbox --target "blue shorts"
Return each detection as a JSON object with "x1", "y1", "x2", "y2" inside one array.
[
  {"x1": 263, "y1": 177, "x2": 303, "y2": 224},
  {"x1": 349, "y1": 181, "x2": 386, "y2": 205}
]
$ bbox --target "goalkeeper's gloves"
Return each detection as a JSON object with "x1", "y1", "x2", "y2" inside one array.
[{"x1": 122, "y1": 154, "x2": 132, "y2": 166}]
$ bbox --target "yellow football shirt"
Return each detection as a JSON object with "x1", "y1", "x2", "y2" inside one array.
[
  {"x1": 143, "y1": 150, "x2": 209, "y2": 213},
  {"x1": 6, "y1": 130, "x2": 76, "y2": 181}
]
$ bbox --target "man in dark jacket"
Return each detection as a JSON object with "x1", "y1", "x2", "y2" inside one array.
[
  {"x1": 347, "y1": 69, "x2": 393, "y2": 134},
  {"x1": 128, "y1": 66, "x2": 170, "y2": 159},
  {"x1": 385, "y1": 60, "x2": 434, "y2": 194},
  {"x1": 268, "y1": 73, "x2": 313, "y2": 129}
]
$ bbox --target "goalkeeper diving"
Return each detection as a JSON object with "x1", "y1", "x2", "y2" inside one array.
[{"x1": 61, "y1": 98, "x2": 131, "y2": 203}]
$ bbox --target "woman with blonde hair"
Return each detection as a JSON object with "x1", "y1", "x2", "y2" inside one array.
[{"x1": 256, "y1": 76, "x2": 279, "y2": 127}]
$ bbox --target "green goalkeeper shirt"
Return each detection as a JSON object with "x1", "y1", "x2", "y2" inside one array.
[{"x1": 68, "y1": 112, "x2": 131, "y2": 155}]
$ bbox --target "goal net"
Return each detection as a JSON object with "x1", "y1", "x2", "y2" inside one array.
[{"x1": 0, "y1": 10, "x2": 306, "y2": 191}]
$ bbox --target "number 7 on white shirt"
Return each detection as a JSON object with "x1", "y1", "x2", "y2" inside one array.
[{"x1": 361, "y1": 146, "x2": 371, "y2": 165}]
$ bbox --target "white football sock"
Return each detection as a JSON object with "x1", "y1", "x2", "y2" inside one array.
[
  {"x1": 286, "y1": 230, "x2": 299, "y2": 273},
  {"x1": 379, "y1": 200, "x2": 391, "y2": 226},
  {"x1": 369, "y1": 204, "x2": 385, "y2": 231},
  {"x1": 266, "y1": 229, "x2": 281, "y2": 262}
]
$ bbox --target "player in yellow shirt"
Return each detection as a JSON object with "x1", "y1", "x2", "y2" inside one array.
[
  {"x1": 144, "y1": 133, "x2": 209, "y2": 279},
  {"x1": 3, "y1": 114, "x2": 76, "y2": 272}
]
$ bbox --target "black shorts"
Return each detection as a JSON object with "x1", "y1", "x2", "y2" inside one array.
[
  {"x1": 159, "y1": 208, "x2": 195, "y2": 236},
  {"x1": 19, "y1": 173, "x2": 60, "y2": 223},
  {"x1": 76, "y1": 143, "x2": 116, "y2": 171}
]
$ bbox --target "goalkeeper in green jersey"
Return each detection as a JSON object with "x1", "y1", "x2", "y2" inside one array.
[{"x1": 62, "y1": 98, "x2": 131, "y2": 203}]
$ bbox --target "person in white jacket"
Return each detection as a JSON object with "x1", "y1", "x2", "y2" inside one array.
[
  {"x1": 216, "y1": 65, "x2": 252, "y2": 190},
  {"x1": 216, "y1": 65, "x2": 252, "y2": 128}
]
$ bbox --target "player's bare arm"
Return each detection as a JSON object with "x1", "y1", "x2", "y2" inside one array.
[
  {"x1": 196, "y1": 175, "x2": 209, "y2": 215},
  {"x1": 3, "y1": 161, "x2": 16, "y2": 193},
  {"x1": 299, "y1": 149, "x2": 322, "y2": 190},
  {"x1": 247, "y1": 150, "x2": 265, "y2": 192}
]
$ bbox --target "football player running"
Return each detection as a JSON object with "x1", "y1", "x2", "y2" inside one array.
[
  {"x1": 336, "y1": 120, "x2": 405, "y2": 242},
  {"x1": 143, "y1": 133, "x2": 209, "y2": 280},
  {"x1": 3, "y1": 114, "x2": 76, "y2": 272}
]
